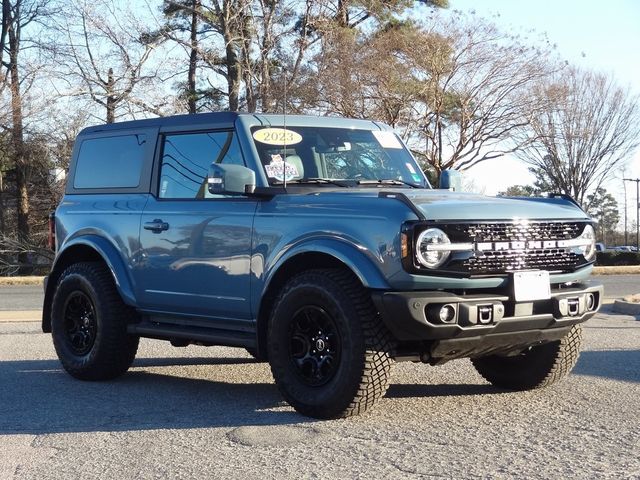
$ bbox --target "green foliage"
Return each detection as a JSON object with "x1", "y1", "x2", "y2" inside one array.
[
  {"x1": 498, "y1": 184, "x2": 540, "y2": 197},
  {"x1": 586, "y1": 187, "x2": 619, "y2": 243},
  {"x1": 595, "y1": 251, "x2": 640, "y2": 266},
  {"x1": 422, "y1": 164, "x2": 438, "y2": 186},
  {"x1": 498, "y1": 166, "x2": 558, "y2": 197}
]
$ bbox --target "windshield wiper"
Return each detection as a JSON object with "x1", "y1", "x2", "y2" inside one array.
[
  {"x1": 356, "y1": 179, "x2": 419, "y2": 188},
  {"x1": 272, "y1": 178, "x2": 351, "y2": 187}
]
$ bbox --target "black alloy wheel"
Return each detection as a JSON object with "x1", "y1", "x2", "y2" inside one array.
[
  {"x1": 63, "y1": 291, "x2": 97, "y2": 355},
  {"x1": 289, "y1": 305, "x2": 341, "y2": 387},
  {"x1": 268, "y1": 268, "x2": 394, "y2": 419}
]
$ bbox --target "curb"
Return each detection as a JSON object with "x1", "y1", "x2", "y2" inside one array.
[{"x1": 612, "y1": 300, "x2": 640, "y2": 316}]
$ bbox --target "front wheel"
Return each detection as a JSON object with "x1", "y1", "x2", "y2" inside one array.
[
  {"x1": 51, "y1": 262, "x2": 139, "y2": 381},
  {"x1": 471, "y1": 325, "x2": 583, "y2": 390},
  {"x1": 267, "y1": 269, "x2": 394, "y2": 419}
]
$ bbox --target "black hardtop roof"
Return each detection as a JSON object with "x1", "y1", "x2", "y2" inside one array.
[
  {"x1": 78, "y1": 112, "x2": 384, "y2": 136},
  {"x1": 79, "y1": 112, "x2": 241, "y2": 135}
]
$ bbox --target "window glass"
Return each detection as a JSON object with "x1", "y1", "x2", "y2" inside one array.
[
  {"x1": 159, "y1": 131, "x2": 244, "y2": 199},
  {"x1": 250, "y1": 126, "x2": 428, "y2": 188},
  {"x1": 74, "y1": 134, "x2": 147, "y2": 189}
]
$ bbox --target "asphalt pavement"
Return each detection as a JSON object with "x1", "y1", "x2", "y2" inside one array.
[
  {"x1": 0, "y1": 307, "x2": 639, "y2": 479},
  {"x1": 0, "y1": 285, "x2": 44, "y2": 311}
]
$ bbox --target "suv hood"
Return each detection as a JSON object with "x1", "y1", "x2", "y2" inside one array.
[{"x1": 399, "y1": 190, "x2": 589, "y2": 221}]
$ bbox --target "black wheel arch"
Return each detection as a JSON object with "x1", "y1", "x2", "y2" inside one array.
[
  {"x1": 255, "y1": 252, "x2": 362, "y2": 361},
  {"x1": 42, "y1": 238, "x2": 136, "y2": 333}
]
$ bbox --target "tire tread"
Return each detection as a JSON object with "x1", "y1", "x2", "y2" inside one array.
[
  {"x1": 269, "y1": 268, "x2": 394, "y2": 418},
  {"x1": 51, "y1": 261, "x2": 139, "y2": 381},
  {"x1": 472, "y1": 325, "x2": 583, "y2": 390}
]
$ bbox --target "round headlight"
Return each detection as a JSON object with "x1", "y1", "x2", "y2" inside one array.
[
  {"x1": 579, "y1": 224, "x2": 596, "y2": 260},
  {"x1": 416, "y1": 228, "x2": 451, "y2": 268}
]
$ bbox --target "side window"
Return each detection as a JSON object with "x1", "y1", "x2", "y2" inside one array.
[
  {"x1": 74, "y1": 134, "x2": 147, "y2": 189},
  {"x1": 159, "y1": 131, "x2": 244, "y2": 199}
]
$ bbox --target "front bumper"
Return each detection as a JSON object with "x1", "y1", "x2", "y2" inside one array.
[{"x1": 371, "y1": 280, "x2": 603, "y2": 343}]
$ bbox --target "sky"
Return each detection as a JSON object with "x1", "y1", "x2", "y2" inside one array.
[{"x1": 446, "y1": 0, "x2": 640, "y2": 200}]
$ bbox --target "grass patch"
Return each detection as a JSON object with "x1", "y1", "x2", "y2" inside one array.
[
  {"x1": 0, "y1": 276, "x2": 45, "y2": 286},
  {"x1": 593, "y1": 266, "x2": 640, "y2": 275}
]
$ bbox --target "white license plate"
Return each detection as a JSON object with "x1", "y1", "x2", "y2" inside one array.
[{"x1": 513, "y1": 271, "x2": 551, "y2": 301}]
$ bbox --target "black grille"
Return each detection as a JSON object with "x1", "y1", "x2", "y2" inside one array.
[
  {"x1": 444, "y1": 221, "x2": 584, "y2": 243},
  {"x1": 462, "y1": 249, "x2": 582, "y2": 274},
  {"x1": 431, "y1": 221, "x2": 590, "y2": 275}
]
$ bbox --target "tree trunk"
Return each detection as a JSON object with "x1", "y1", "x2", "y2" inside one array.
[
  {"x1": 222, "y1": 0, "x2": 240, "y2": 111},
  {"x1": 0, "y1": 170, "x2": 4, "y2": 234},
  {"x1": 225, "y1": 41, "x2": 240, "y2": 111},
  {"x1": 187, "y1": 0, "x2": 199, "y2": 114},
  {"x1": 242, "y1": 60, "x2": 255, "y2": 111},
  {"x1": 258, "y1": 2, "x2": 275, "y2": 113},
  {"x1": 260, "y1": 53, "x2": 271, "y2": 112},
  {"x1": 9, "y1": 12, "x2": 28, "y2": 244},
  {"x1": 7, "y1": 4, "x2": 30, "y2": 272},
  {"x1": 337, "y1": 0, "x2": 349, "y2": 27},
  {"x1": 242, "y1": 12, "x2": 255, "y2": 113},
  {"x1": 106, "y1": 67, "x2": 116, "y2": 123}
]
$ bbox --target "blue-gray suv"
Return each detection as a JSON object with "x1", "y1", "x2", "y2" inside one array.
[{"x1": 43, "y1": 112, "x2": 603, "y2": 418}]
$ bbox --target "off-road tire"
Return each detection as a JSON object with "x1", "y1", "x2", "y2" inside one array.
[
  {"x1": 471, "y1": 325, "x2": 583, "y2": 390},
  {"x1": 51, "y1": 261, "x2": 139, "y2": 380},
  {"x1": 268, "y1": 268, "x2": 394, "y2": 419}
]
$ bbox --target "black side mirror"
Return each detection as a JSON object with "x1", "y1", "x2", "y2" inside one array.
[
  {"x1": 207, "y1": 164, "x2": 256, "y2": 195},
  {"x1": 439, "y1": 169, "x2": 462, "y2": 192}
]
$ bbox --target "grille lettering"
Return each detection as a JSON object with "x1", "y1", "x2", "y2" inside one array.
[{"x1": 439, "y1": 221, "x2": 589, "y2": 274}]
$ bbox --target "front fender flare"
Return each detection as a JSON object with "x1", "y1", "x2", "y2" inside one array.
[{"x1": 263, "y1": 237, "x2": 391, "y2": 293}]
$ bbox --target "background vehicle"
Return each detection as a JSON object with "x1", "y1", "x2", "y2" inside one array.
[
  {"x1": 613, "y1": 246, "x2": 636, "y2": 252},
  {"x1": 43, "y1": 112, "x2": 603, "y2": 418}
]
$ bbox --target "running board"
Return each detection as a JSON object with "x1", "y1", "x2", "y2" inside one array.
[{"x1": 128, "y1": 322, "x2": 256, "y2": 348}]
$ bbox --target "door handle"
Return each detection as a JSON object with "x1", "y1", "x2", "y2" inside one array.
[{"x1": 144, "y1": 219, "x2": 169, "y2": 233}]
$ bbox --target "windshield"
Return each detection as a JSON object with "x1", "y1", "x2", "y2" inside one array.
[{"x1": 250, "y1": 126, "x2": 429, "y2": 188}]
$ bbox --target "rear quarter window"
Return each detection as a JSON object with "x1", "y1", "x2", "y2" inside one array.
[{"x1": 73, "y1": 134, "x2": 147, "y2": 189}]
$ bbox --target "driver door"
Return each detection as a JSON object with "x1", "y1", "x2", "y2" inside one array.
[{"x1": 134, "y1": 130, "x2": 257, "y2": 324}]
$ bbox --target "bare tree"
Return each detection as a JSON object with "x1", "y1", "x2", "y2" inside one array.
[
  {"x1": 410, "y1": 14, "x2": 555, "y2": 179},
  {"x1": 54, "y1": 0, "x2": 162, "y2": 123},
  {"x1": 293, "y1": 12, "x2": 553, "y2": 181},
  {"x1": 0, "y1": 233, "x2": 53, "y2": 275},
  {"x1": 0, "y1": 0, "x2": 50, "y2": 246},
  {"x1": 514, "y1": 68, "x2": 640, "y2": 208}
]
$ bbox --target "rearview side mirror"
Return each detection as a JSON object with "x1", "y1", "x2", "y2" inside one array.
[
  {"x1": 207, "y1": 164, "x2": 256, "y2": 195},
  {"x1": 439, "y1": 169, "x2": 462, "y2": 192}
]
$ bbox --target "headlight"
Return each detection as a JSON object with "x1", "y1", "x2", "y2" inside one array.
[
  {"x1": 416, "y1": 228, "x2": 451, "y2": 268},
  {"x1": 578, "y1": 224, "x2": 596, "y2": 260}
]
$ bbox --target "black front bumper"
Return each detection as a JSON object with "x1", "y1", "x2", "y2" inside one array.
[{"x1": 371, "y1": 280, "x2": 603, "y2": 343}]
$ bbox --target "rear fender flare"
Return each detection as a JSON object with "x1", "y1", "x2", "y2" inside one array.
[{"x1": 42, "y1": 235, "x2": 136, "y2": 332}]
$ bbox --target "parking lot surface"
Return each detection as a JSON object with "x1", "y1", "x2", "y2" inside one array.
[{"x1": 0, "y1": 306, "x2": 638, "y2": 479}]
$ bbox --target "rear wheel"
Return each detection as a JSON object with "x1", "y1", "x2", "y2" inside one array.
[
  {"x1": 268, "y1": 269, "x2": 394, "y2": 419},
  {"x1": 51, "y1": 262, "x2": 139, "y2": 380},
  {"x1": 471, "y1": 325, "x2": 583, "y2": 390}
]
